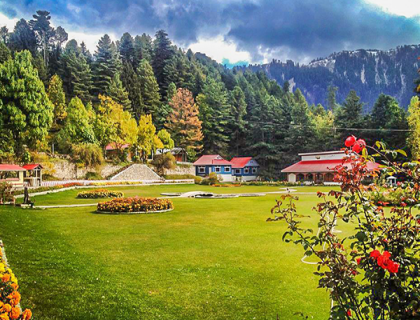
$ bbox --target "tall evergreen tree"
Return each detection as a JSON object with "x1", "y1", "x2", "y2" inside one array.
[
  {"x1": 47, "y1": 74, "x2": 67, "y2": 127},
  {"x1": 29, "y1": 10, "x2": 55, "y2": 66},
  {"x1": 119, "y1": 32, "x2": 134, "y2": 64},
  {"x1": 120, "y1": 61, "x2": 142, "y2": 120},
  {"x1": 8, "y1": 19, "x2": 37, "y2": 54},
  {"x1": 92, "y1": 34, "x2": 119, "y2": 97},
  {"x1": 327, "y1": 85, "x2": 338, "y2": 111},
  {"x1": 138, "y1": 59, "x2": 161, "y2": 118},
  {"x1": 134, "y1": 33, "x2": 153, "y2": 66},
  {"x1": 228, "y1": 86, "x2": 247, "y2": 156},
  {"x1": 0, "y1": 42, "x2": 11, "y2": 63},
  {"x1": 0, "y1": 26, "x2": 8, "y2": 43},
  {"x1": 107, "y1": 73, "x2": 132, "y2": 112},
  {"x1": 152, "y1": 30, "x2": 174, "y2": 96},
  {"x1": 197, "y1": 78, "x2": 231, "y2": 155}
]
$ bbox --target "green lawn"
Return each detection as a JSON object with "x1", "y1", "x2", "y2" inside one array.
[{"x1": 1, "y1": 185, "x2": 345, "y2": 319}]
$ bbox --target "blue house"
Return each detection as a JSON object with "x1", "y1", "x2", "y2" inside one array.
[
  {"x1": 193, "y1": 155, "x2": 233, "y2": 182},
  {"x1": 193, "y1": 155, "x2": 259, "y2": 182},
  {"x1": 230, "y1": 157, "x2": 260, "y2": 181}
]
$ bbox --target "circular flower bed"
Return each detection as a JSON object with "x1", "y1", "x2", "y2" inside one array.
[
  {"x1": 77, "y1": 189, "x2": 124, "y2": 199},
  {"x1": 97, "y1": 197, "x2": 174, "y2": 213}
]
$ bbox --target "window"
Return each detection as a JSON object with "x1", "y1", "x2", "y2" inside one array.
[
  {"x1": 214, "y1": 166, "x2": 221, "y2": 173},
  {"x1": 244, "y1": 167, "x2": 250, "y2": 174},
  {"x1": 252, "y1": 167, "x2": 258, "y2": 174},
  {"x1": 224, "y1": 166, "x2": 231, "y2": 172},
  {"x1": 198, "y1": 166, "x2": 205, "y2": 174},
  {"x1": 235, "y1": 169, "x2": 241, "y2": 175}
]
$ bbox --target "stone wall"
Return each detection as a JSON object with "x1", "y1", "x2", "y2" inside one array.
[
  {"x1": 47, "y1": 160, "x2": 123, "y2": 180},
  {"x1": 164, "y1": 163, "x2": 195, "y2": 176}
]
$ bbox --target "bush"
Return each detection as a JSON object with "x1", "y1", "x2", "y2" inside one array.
[
  {"x1": 42, "y1": 174, "x2": 61, "y2": 181},
  {"x1": 151, "y1": 153, "x2": 176, "y2": 176},
  {"x1": 71, "y1": 143, "x2": 104, "y2": 168},
  {"x1": 85, "y1": 171, "x2": 104, "y2": 180},
  {"x1": 97, "y1": 197, "x2": 173, "y2": 213},
  {"x1": 77, "y1": 189, "x2": 123, "y2": 198},
  {"x1": 194, "y1": 176, "x2": 203, "y2": 184},
  {"x1": 164, "y1": 174, "x2": 195, "y2": 180},
  {"x1": 208, "y1": 172, "x2": 218, "y2": 185},
  {"x1": 0, "y1": 182, "x2": 13, "y2": 203}
]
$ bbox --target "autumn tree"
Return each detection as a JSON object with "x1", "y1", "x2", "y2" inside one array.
[
  {"x1": 47, "y1": 74, "x2": 67, "y2": 127},
  {"x1": 157, "y1": 129, "x2": 174, "y2": 149},
  {"x1": 0, "y1": 50, "x2": 53, "y2": 158},
  {"x1": 407, "y1": 96, "x2": 420, "y2": 159},
  {"x1": 136, "y1": 114, "x2": 160, "y2": 162},
  {"x1": 165, "y1": 88, "x2": 203, "y2": 150}
]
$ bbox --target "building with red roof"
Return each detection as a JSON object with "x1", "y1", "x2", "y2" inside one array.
[
  {"x1": 22, "y1": 164, "x2": 44, "y2": 187},
  {"x1": 281, "y1": 151, "x2": 379, "y2": 184},
  {"x1": 193, "y1": 155, "x2": 259, "y2": 182},
  {"x1": 0, "y1": 164, "x2": 26, "y2": 189}
]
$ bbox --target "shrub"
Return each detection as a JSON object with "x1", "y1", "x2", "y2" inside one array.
[
  {"x1": 270, "y1": 137, "x2": 420, "y2": 319},
  {"x1": 97, "y1": 197, "x2": 173, "y2": 213},
  {"x1": 77, "y1": 189, "x2": 124, "y2": 199},
  {"x1": 85, "y1": 171, "x2": 104, "y2": 180},
  {"x1": 151, "y1": 153, "x2": 176, "y2": 176},
  {"x1": 0, "y1": 182, "x2": 13, "y2": 203},
  {"x1": 164, "y1": 174, "x2": 195, "y2": 180},
  {"x1": 71, "y1": 143, "x2": 104, "y2": 168},
  {"x1": 194, "y1": 176, "x2": 203, "y2": 184},
  {"x1": 208, "y1": 172, "x2": 218, "y2": 185},
  {"x1": 42, "y1": 174, "x2": 61, "y2": 181}
]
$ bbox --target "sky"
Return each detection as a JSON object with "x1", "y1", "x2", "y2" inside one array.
[{"x1": 0, "y1": 0, "x2": 420, "y2": 66}]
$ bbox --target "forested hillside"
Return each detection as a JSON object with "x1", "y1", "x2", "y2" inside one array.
[
  {"x1": 239, "y1": 46, "x2": 420, "y2": 111},
  {"x1": 1, "y1": 10, "x2": 420, "y2": 179}
]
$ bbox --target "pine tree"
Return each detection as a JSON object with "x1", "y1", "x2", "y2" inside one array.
[
  {"x1": 29, "y1": 10, "x2": 55, "y2": 66},
  {"x1": 138, "y1": 59, "x2": 161, "y2": 118},
  {"x1": 47, "y1": 74, "x2": 67, "y2": 127},
  {"x1": 0, "y1": 50, "x2": 53, "y2": 157},
  {"x1": 9, "y1": 19, "x2": 37, "y2": 54},
  {"x1": 0, "y1": 26, "x2": 8, "y2": 43},
  {"x1": 0, "y1": 42, "x2": 11, "y2": 63},
  {"x1": 327, "y1": 85, "x2": 338, "y2": 111},
  {"x1": 197, "y1": 78, "x2": 231, "y2": 155},
  {"x1": 166, "y1": 88, "x2": 203, "y2": 150},
  {"x1": 92, "y1": 34, "x2": 119, "y2": 97},
  {"x1": 134, "y1": 33, "x2": 153, "y2": 66},
  {"x1": 119, "y1": 32, "x2": 134, "y2": 64},
  {"x1": 228, "y1": 86, "x2": 247, "y2": 156},
  {"x1": 155, "y1": 82, "x2": 176, "y2": 131},
  {"x1": 120, "y1": 61, "x2": 142, "y2": 120},
  {"x1": 107, "y1": 73, "x2": 132, "y2": 112},
  {"x1": 152, "y1": 30, "x2": 174, "y2": 95}
]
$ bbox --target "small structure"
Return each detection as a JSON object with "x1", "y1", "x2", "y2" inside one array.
[
  {"x1": 155, "y1": 148, "x2": 188, "y2": 162},
  {"x1": 193, "y1": 155, "x2": 233, "y2": 182},
  {"x1": 386, "y1": 176, "x2": 397, "y2": 187},
  {"x1": 0, "y1": 164, "x2": 26, "y2": 189},
  {"x1": 105, "y1": 143, "x2": 132, "y2": 160},
  {"x1": 282, "y1": 151, "x2": 379, "y2": 184},
  {"x1": 230, "y1": 157, "x2": 260, "y2": 182},
  {"x1": 23, "y1": 164, "x2": 43, "y2": 187}
]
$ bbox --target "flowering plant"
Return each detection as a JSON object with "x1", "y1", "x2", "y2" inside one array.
[
  {"x1": 97, "y1": 197, "x2": 173, "y2": 213},
  {"x1": 0, "y1": 247, "x2": 32, "y2": 320},
  {"x1": 77, "y1": 189, "x2": 124, "y2": 199},
  {"x1": 269, "y1": 137, "x2": 420, "y2": 319}
]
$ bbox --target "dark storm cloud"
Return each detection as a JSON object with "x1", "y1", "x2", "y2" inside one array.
[{"x1": 1, "y1": 0, "x2": 420, "y2": 62}]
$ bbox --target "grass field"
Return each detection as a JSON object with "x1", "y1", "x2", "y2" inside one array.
[{"x1": 0, "y1": 184, "x2": 347, "y2": 319}]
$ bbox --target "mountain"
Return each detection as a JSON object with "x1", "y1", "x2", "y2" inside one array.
[{"x1": 236, "y1": 45, "x2": 420, "y2": 111}]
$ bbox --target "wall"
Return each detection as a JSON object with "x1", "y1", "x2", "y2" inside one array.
[
  {"x1": 164, "y1": 163, "x2": 195, "y2": 176},
  {"x1": 47, "y1": 159, "x2": 123, "y2": 180}
]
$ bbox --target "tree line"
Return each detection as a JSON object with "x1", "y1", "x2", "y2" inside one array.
[{"x1": 1, "y1": 10, "x2": 420, "y2": 179}]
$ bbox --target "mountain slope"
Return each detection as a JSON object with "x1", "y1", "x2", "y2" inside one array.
[{"x1": 238, "y1": 45, "x2": 420, "y2": 111}]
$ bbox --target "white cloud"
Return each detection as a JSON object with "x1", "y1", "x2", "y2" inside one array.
[
  {"x1": 0, "y1": 12, "x2": 18, "y2": 30},
  {"x1": 364, "y1": 0, "x2": 420, "y2": 18},
  {"x1": 188, "y1": 35, "x2": 252, "y2": 64}
]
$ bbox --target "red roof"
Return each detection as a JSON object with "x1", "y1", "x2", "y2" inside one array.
[
  {"x1": 22, "y1": 164, "x2": 43, "y2": 170},
  {"x1": 0, "y1": 164, "x2": 26, "y2": 172},
  {"x1": 194, "y1": 155, "x2": 228, "y2": 166},
  {"x1": 213, "y1": 159, "x2": 232, "y2": 165},
  {"x1": 105, "y1": 143, "x2": 130, "y2": 151},
  {"x1": 230, "y1": 157, "x2": 253, "y2": 168},
  {"x1": 282, "y1": 159, "x2": 379, "y2": 173}
]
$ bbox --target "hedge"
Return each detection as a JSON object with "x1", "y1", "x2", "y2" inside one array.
[
  {"x1": 97, "y1": 197, "x2": 173, "y2": 213},
  {"x1": 77, "y1": 189, "x2": 124, "y2": 199}
]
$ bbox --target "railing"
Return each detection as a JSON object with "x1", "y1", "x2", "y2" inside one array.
[{"x1": 40, "y1": 179, "x2": 195, "y2": 187}]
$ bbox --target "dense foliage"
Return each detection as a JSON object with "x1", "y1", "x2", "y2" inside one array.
[
  {"x1": 270, "y1": 138, "x2": 420, "y2": 319},
  {"x1": 0, "y1": 11, "x2": 418, "y2": 178},
  {"x1": 77, "y1": 189, "x2": 124, "y2": 199}
]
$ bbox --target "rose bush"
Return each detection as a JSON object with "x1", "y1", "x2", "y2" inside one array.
[
  {"x1": 77, "y1": 189, "x2": 124, "y2": 199},
  {"x1": 0, "y1": 248, "x2": 32, "y2": 320},
  {"x1": 269, "y1": 137, "x2": 420, "y2": 319},
  {"x1": 97, "y1": 197, "x2": 173, "y2": 213}
]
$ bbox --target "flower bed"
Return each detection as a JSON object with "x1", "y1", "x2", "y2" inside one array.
[
  {"x1": 77, "y1": 189, "x2": 124, "y2": 199},
  {"x1": 0, "y1": 243, "x2": 32, "y2": 320},
  {"x1": 97, "y1": 197, "x2": 174, "y2": 213}
]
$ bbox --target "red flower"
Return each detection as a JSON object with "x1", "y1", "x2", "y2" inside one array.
[
  {"x1": 377, "y1": 254, "x2": 391, "y2": 269},
  {"x1": 352, "y1": 139, "x2": 366, "y2": 154},
  {"x1": 356, "y1": 258, "x2": 362, "y2": 265},
  {"x1": 382, "y1": 239, "x2": 388, "y2": 243},
  {"x1": 370, "y1": 250, "x2": 380, "y2": 260},
  {"x1": 382, "y1": 251, "x2": 391, "y2": 259},
  {"x1": 345, "y1": 135, "x2": 357, "y2": 147},
  {"x1": 388, "y1": 261, "x2": 399, "y2": 274},
  {"x1": 347, "y1": 309, "x2": 352, "y2": 317}
]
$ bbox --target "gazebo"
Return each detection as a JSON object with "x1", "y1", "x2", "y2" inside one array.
[
  {"x1": 0, "y1": 164, "x2": 26, "y2": 189},
  {"x1": 23, "y1": 164, "x2": 43, "y2": 187}
]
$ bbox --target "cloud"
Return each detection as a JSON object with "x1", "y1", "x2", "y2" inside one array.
[{"x1": 1, "y1": 0, "x2": 420, "y2": 64}]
